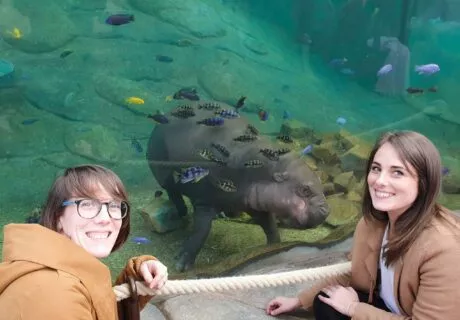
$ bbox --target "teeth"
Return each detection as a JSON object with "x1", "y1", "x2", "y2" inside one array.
[
  {"x1": 87, "y1": 232, "x2": 110, "y2": 239},
  {"x1": 375, "y1": 191, "x2": 393, "y2": 198}
]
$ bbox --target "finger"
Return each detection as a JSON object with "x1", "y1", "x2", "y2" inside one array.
[
  {"x1": 270, "y1": 305, "x2": 284, "y2": 316},
  {"x1": 318, "y1": 295, "x2": 333, "y2": 307},
  {"x1": 140, "y1": 263, "x2": 155, "y2": 284}
]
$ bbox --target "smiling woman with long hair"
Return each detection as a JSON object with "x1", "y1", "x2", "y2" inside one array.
[{"x1": 266, "y1": 130, "x2": 460, "y2": 320}]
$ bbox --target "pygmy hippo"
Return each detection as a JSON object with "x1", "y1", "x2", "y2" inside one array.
[{"x1": 147, "y1": 100, "x2": 329, "y2": 271}]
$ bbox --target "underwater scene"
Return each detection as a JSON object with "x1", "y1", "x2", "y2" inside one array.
[{"x1": 1, "y1": 0, "x2": 460, "y2": 279}]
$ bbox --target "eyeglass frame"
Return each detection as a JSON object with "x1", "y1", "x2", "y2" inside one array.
[{"x1": 62, "y1": 199, "x2": 129, "y2": 220}]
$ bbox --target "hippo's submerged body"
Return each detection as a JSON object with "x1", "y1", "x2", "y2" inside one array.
[{"x1": 147, "y1": 100, "x2": 329, "y2": 271}]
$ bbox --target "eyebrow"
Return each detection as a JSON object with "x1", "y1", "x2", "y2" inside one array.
[{"x1": 372, "y1": 161, "x2": 406, "y2": 170}]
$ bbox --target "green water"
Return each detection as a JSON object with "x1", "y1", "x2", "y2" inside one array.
[{"x1": 1, "y1": 0, "x2": 460, "y2": 276}]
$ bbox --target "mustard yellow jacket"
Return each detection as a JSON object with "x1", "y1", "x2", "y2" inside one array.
[
  {"x1": 0, "y1": 224, "x2": 156, "y2": 320},
  {"x1": 298, "y1": 211, "x2": 460, "y2": 320}
]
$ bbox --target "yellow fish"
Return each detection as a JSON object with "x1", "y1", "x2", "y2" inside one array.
[
  {"x1": 125, "y1": 96, "x2": 144, "y2": 105},
  {"x1": 165, "y1": 95, "x2": 173, "y2": 102},
  {"x1": 7, "y1": 27, "x2": 22, "y2": 39}
]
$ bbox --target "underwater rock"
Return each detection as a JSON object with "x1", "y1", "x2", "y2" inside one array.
[
  {"x1": 64, "y1": 125, "x2": 122, "y2": 165},
  {"x1": 333, "y1": 171, "x2": 357, "y2": 193},
  {"x1": 311, "y1": 144, "x2": 340, "y2": 165},
  {"x1": 441, "y1": 156, "x2": 460, "y2": 194},
  {"x1": 0, "y1": 60, "x2": 15, "y2": 89},
  {"x1": 40, "y1": 151, "x2": 92, "y2": 169},
  {"x1": 339, "y1": 144, "x2": 372, "y2": 176},
  {"x1": 325, "y1": 196, "x2": 360, "y2": 227},
  {"x1": 2, "y1": 0, "x2": 76, "y2": 53},
  {"x1": 129, "y1": 0, "x2": 226, "y2": 38},
  {"x1": 140, "y1": 198, "x2": 189, "y2": 234},
  {"x1": 93, "y1": 74, "x2": 159, "y2": 115},
  {"x1": 279, "y1": 119, "x2": 318, "y2": 141},
  {"x1": 243, "y1": 37, "x2": 269, "y2": 55}
]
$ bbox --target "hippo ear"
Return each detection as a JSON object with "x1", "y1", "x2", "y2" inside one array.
[{"x1": 273, "y1": 171, "x2": 289, "y2": 182}]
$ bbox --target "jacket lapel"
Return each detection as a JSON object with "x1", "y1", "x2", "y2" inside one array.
[{"x1": 364, "y1": 222, "x2": 386, "y2": 290}]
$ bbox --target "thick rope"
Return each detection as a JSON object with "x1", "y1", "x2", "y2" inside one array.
[{"x1": 113, "y1": 261, "x2": 351, "y2": 301}]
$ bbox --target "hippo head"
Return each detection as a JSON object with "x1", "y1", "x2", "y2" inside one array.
[{"x1": 246, "y1": 158, "x2": 329, "y2": 229}]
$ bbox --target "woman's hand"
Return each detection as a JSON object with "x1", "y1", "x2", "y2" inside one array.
[
  {"x1": 319, "y1": 285, "x2": 360, "y2": 317},
  {"x1": 139, "y1": 260, "x2": 168, "y2": 290},
  {"x1": 266, "y1": 296, "x2": 301, "y2": 316}
]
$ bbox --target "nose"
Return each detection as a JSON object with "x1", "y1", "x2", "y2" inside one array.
[
  {"x1": 94, "y1": 204, "x2": 111, "y2": 224},
  {"x1": 375, "y1": 172, "x2": 389, "y2": 186}
]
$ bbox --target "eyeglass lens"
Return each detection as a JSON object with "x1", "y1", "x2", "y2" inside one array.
[{"x1": 77, "y1": 199, "x2": 127, "y2": 219}]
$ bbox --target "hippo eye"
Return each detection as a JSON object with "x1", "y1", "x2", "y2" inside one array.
[{"x1": 296, "y1": 185, "x2": 313, "y2": 198}]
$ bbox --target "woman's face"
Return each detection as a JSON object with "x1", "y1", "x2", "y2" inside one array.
[
  {"x1": 367, "y1": 142, "x2": 419, "y2": 219},
  {"x1": 58, "y1": 185, "x2": 122, "y2": 258}
]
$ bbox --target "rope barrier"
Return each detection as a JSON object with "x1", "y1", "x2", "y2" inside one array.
[{"x1": 113, "y1": 261, "x2": 351, "y2": 301}]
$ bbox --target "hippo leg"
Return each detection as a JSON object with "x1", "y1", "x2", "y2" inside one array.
[
  {"x1": 164, "y1": 175, "x2": 188, "y2": 217},
  {"x1": 251, "y1": 211, "x2": 281, "y2": 244},
  {"x1": 175, "y1": 204, "x2": 217, "y2": 272}
]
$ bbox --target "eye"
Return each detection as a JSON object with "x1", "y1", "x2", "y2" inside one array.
[
  {"x1": 393, "y1": 170, "x2": 404, "y2": 176},
  {"x1": 370, "y1": 165, "x2": 380, "y2": 172},
  {"x1": 296, "y1": 185, "x2": 313, "y2": 198}
]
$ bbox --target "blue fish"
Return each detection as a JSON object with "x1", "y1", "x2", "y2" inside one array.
[
  {"x1": 215, "y1": 109, "x2": 240, "y2": 119},
  {"x1": 377, "y1": 64, "x2": 393, "y2": 76},
  {"x1": 196, "y1": 117, "x2": 225, "y2": 126},
  {"x1": 105, "y1": 14, "x2": 135, "y2": 26},
  {"x1": 132, "y1": 237, "x2": 151, "y2": 244},
  {"x1": 131, "y1": 138, "x2": 143, "y2": 153},
  {"x1": 174, "y1": 166, "x2": 209, "y2": 184},
  {"x1": 301, "y1": 144, "x2": 313, "y2": 155},
  {"x1": 148, "y1": 112, "x2": 169, "y2": 124},
  {"x1": 442, "y1": 167, "x2": 449, "y2": 176},
  {"x1": 336, "y1": 116, "x2": 347, "y2": 125},
  {"x1": 282, "y1": 110, "x2": 291, "y2": 120},
  {"x1": 22, "y1": 119, "x2": 39, "y2": 125}
]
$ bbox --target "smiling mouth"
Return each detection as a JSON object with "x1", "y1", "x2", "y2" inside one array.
[
  {"x1": 86, "y1": 232, "x2": 111, "y2": 239},
  {"x1": 374, "y1": 190, "x2": 395, "y2": 199}
]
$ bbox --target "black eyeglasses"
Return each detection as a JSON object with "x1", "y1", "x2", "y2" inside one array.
[{"x1": 62, "y1": 199, "x2": 129, "y2": 220}]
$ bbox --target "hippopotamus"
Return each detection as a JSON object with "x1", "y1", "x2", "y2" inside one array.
[{"x1": 146, "y1": 100, "x2": 329, "y2": 271}]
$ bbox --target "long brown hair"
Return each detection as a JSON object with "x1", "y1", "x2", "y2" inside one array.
[
  {"x1": 362, "y1": 131, "x2": 443, "y2": 266},
  {"x1": 40, "y1": 164, "x2": 130, "y2": 252}
]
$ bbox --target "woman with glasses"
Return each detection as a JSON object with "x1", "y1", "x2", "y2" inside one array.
[{"x1": 0, "y1": 164, "x2": 168, "y2": 319}]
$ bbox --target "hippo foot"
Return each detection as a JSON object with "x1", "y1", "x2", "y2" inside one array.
[{"x1": 175, "y1": 251, "x2": 195, "y2": 272}]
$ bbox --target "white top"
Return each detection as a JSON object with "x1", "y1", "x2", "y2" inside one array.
[{"x1": 379, "y1": 224, "x2": 402, "y2": 315}]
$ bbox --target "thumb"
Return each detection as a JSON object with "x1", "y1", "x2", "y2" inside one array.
[{"x1": 141, "y1": 262, "x2": 155, "y2": 283}]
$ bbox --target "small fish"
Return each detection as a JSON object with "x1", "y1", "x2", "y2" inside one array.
[
  {"x1": 244, "y1": 160, "x2": 264, "y2": 168},
  {"x1": 276, "y1": 135, "x2": 293, "y2": 143},
  {"x1": 197, "y1": 117, "x2": 224, "y2": 126},
  {"x1": 171, "y1": 109, "x2": 196, "y2": 119},
  {"x1": 258, "y1": 109, "x2": 269, "y2": 121},
  {"x1": 415, "y1": 64, "x2": 440, "y2": 75},
  {"x1": 246, "y1": 124, "x2": 259, "y2": 135},
  {"x1": 336, "y1": 116, "x2": 347, "y2": 125},
  {"x1": 22, "y1": 119, "x2": 39, "y2": 125},
  {"x1": 60, "y1": 50, "x2": 74, "y2": 59},
  {"x1": 174, "y1": 166, "x2": 209, "y2": 184},
  {"x1": 125, "y1": 96, "x2": 144, "y2": 105},
  {"x1": 211, "y1": 143, "x2": 230, "y2": 157},
  {"x1": 301, "y1": 145, "x2": 313, "y2": 155},
  {"x1": 234, "y1": 134, "x2": 258, "y2": 142},
  {"x1": 165, "y1": 95, "x2": 173, "y2": 102},
  {"x1": 427, "y1": 86, "x2": 438, "y2": 93},
  {"x1": 210, "y1": 156, "x2": 227, "y2": 167},
  {"x1": 7, "y1": 27, "x2": 22, "y2": 39},
  {"x1": 106, "y1": 14, "x2": 135, "y2": 26},
  {"x1": 329, "y1": 58, "x2": 347, "y2": 66},
  {"x1": 131, "y1": 138, "x2": 143, "y2": 153},
  {"x1": 235, "y1": 96, "x2": 246, "y2": 109},
  {"x1": 282, "y1": 110, "x2": 291, "y2": 120},
  {"x1": 154, "y1": 190, "x2": 163, "y2": 198},
  {"x1": 148, "y1": 111, "x2": 169, "y2": 124},
  {"x1": 377, "y1": 64, "x2": 392, "y2": 76},
  {"x1": 215, "y1": 109, "x2": 240, "y2": 119},
  {"x1": 197, "y1": 148, "x2": 214, "y2": 160},
  {"x1": 156, "y1": 55, "x2": 173, "y2": 63},
  {"x1": 260, "y1": 148, "x2": 279, "y2": 161},
  {"x1": 216, "y1": 179, "x2": 237, "y2": 192},
  {"x1": 406, "y1": 87, "x2": 424, "y2": 94},
  {"x1": 173, "y1": 87, "x2": 200, "y2": 101},
  {"x1": 276, "y1": 148, "x2": 291, "y2": 155},
  {"x1": 340, "y1": 68, "x2": 355, "y2": 75},
  {"x1": 442, "y1": 167, "x2": 449, "y2": 176},
  {"x1": 198, "y1": 102, "x2": 221, "y2": 111},
  {"x1": 132, "y1": 237, "x2": 150, "y2": 244}
]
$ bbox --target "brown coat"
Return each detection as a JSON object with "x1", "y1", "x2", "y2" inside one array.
[
  {"x1": 0, "y1": 224, "x2": 157, "y2": 320},
  {"x1": 298, "y1": 212, "x2": 460, "y2": 320}
]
